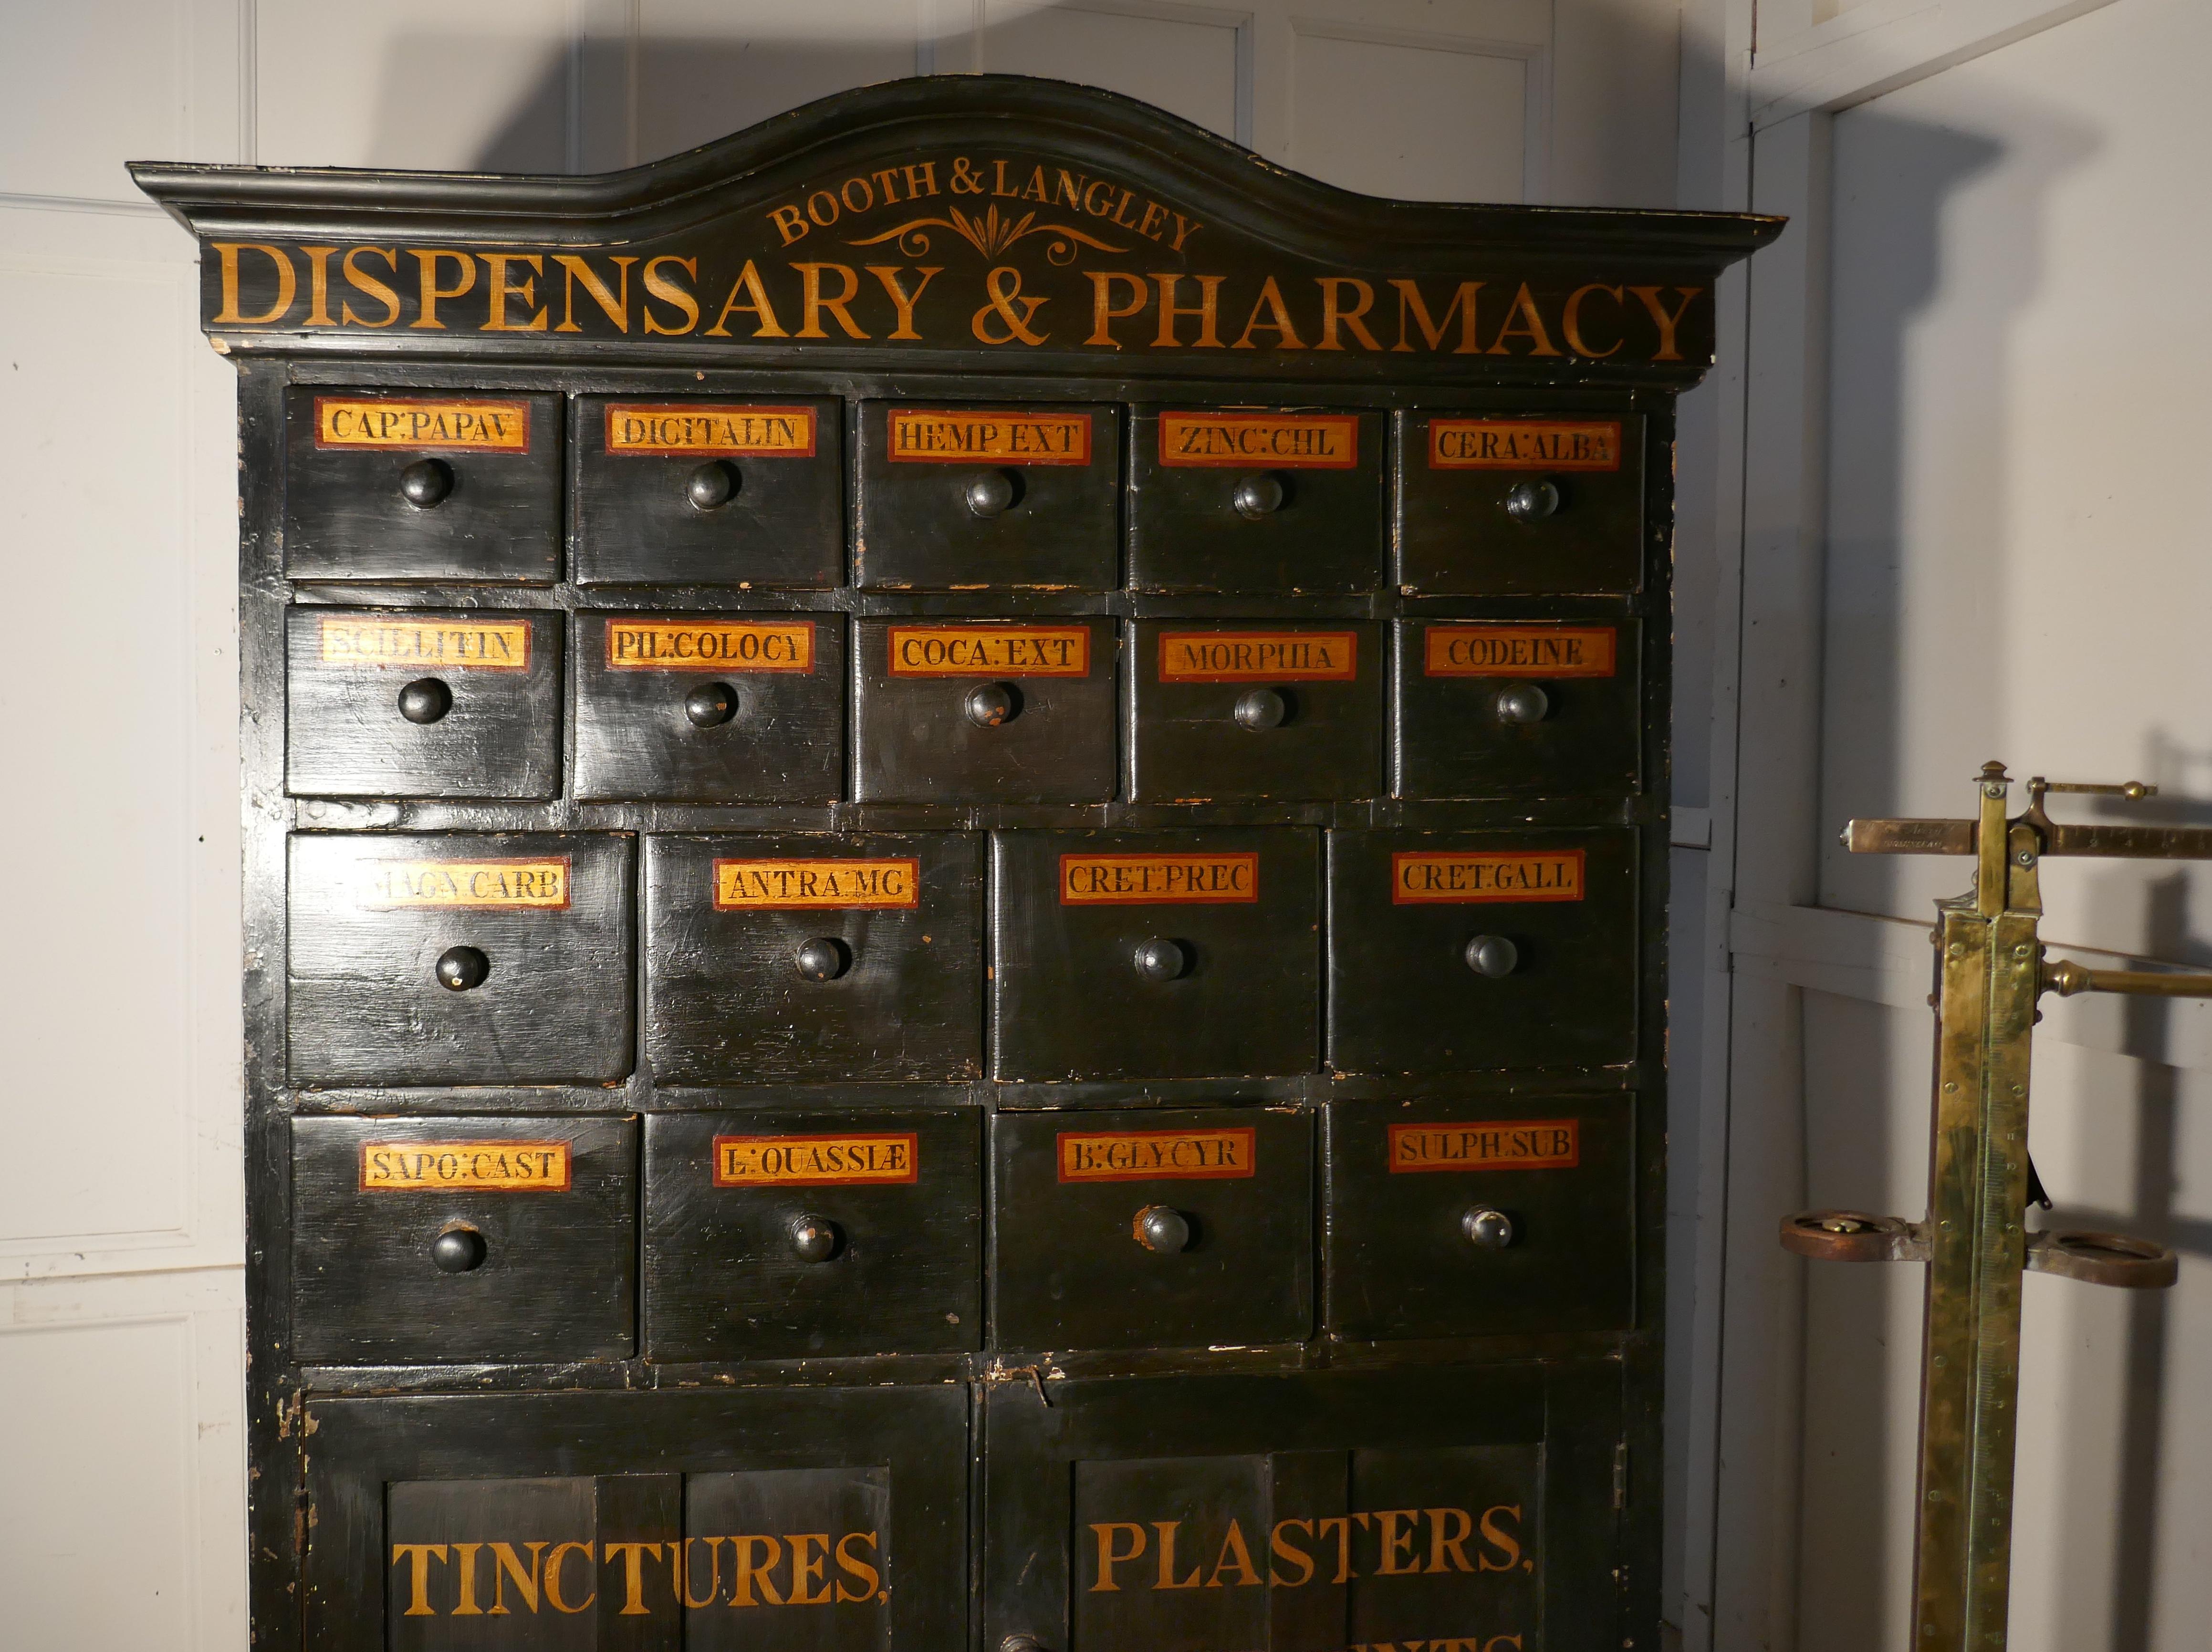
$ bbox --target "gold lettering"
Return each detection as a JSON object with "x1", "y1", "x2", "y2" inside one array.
[
  {"x1": 793, "y1": 262, "x2": 868, "y2": 339},
  {"x1": 1153, "y1": 1521, "x2": 1203, "y2": 1590},
  {"x1": 544, "y1": 1541, "x2": 595, "y2": 1612},
  {"x1": 677, "y1": 1537, "x2": 723, "y2": 1610},
  {"x1": 602, "y1": 1541, "x2": 661, "y2": 1616},
  {"x1": 340, "y1": 247, "x2": 402, "y2": 328},
  {"x1": 390, "y1": 1544, "x2": 448, "y2": 1617},
  {"x1": 410, "y1": 249, "x2": 477, "y2": 330},
  {"x1": 704, "y1": 259, "x2": 789, "y2": 338},
  {"x1": 1205, "y1": 1519, "x2": 1262, "y2": 1588},
  {"x1": 834, "y1": 1531, "x2": 881, "y2": 1602},
  {"x1": 553, "y1": 253, "x2": 636, "y2": 333},
  {"x1": 482, "y1": 253, "x2": 547, "y2": 332},
  {"x1": 867, "y1": 265, "x2": 942, "y2": 340},
  {"x1": 1426, "y1": 1507, "x2": 1475, "y2": 1573},
  {"x1": 787, "y1": 1534, "x2": 833, "y2": 1605},
  {"x1": 1478, "y1": 1505, "x2": 1523, "y2": 1571},
  {"x1": 1316, "y1": 1513, "x2": 1370, "y2": 1584},
  {"x1": 451, "y1": 1542, "x2": 485, "y2": 1615},
  {"x1": 1269, "y1": 1519, "x2": 1316, "y2": 1587},
  {"x1": 1090, "y1": 1522, "x2": 1147, "y2": 1591},
  {"x1": 642, "y1": 254, "x2": 699, "y2": 335},
  {"x1": 1389, "y1": 278, "x2": 1482, "y2": 353},
  {"x1": 211, "y1": 242, "x2": 296, "y2": 325},
  {"x1": 488, "y1": 1541, "x2": 545, "y2": 1614},
  {"x1": 1486, "y1": 281, "x2": 1561, "y2": 356},
  {"x1": 1154, "y1": 273, "x2": 1223, "y2": 348},
  {"x1": 1374, "y1": 1510, "x2": 1422, "y2": 1575},
  {"x1": 1231, "y1": 275, "x2": 1307, "y2": 350},
  {"x1": 1563, "y1": 283, "x2": 1625, "y2": 358},
  {"x1": 300, "y1": 246, "x2": 336, "y2": 327},
  {"x1": 1628, "y1": 284, "x2": 1702, "y2": 361},
  {"x1": 1317, "y1": 277, "x2": 1382, "y2": 351},
  {"x1": 1085, "y1": 270, "x2": 1147, "y2": 346},
  {"x1": 730, "y1": 1535, "x2": 786, "y2": 1607},
  {"x1": 770, "y1": 203, "x2": 810, "y2": 244}
]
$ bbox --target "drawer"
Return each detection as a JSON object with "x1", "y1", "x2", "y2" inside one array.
[
  {"x1": 991, "y1": 828, "x2": 1321, "y2": 1081},
  {"x1": 305, "y1": 1387, "x2": 968, "y2": 1651},
  {"x1": 1396, "y1": 411, "x2": 1646, "y2": 594},
  {"x1": 643, "y1": 1109, "x2": 981, "y2": 1360},
  {"x1": 1325, "y1": 1096, "x2": 1634, "y2": 1339},
  {"x1": 990, "y1": 1106, "x2": 1311, "y2": 1351},
  {"x1": 856, "y1": 402, "x2": 1119, "y2": 590},
  {"x1": 291, "y1": 1114, "x2": 636, "y2": 1365},
  {"x1": 287, "y1": 832, "x2": 635, "y2": 1086},
  {"x1": 282, "y1": 388, "x2": 561, "y2": 582},
  {"x1": 571, "y1": 395, "x2": 843, "y2": 587},
  {"x1": 1129, "y1": 620, "x2": 1383, "y2": 802},
  {"x1": 1394, "y1": 619, "x2": 1640, "y2": 798},
  {"x1": 852, "y1": 617, "x2": 1116, "y2": 804},
  {"x1": 573, "y1": 611, "x2": 844, "y2": 802},
  {"x1": 1326, "y1": 829, "x2": 1637, "y2": 1074},
  {"x1": 643, "y1": 832, "x2": 984, "y2": 1083},
  {"x1": 1128, "y1": 407, "x2": 1384, "y2": 593},
  {"x1": 981, "y1": 1364, "x2": 1621, "y2": 1652},
  {"x1": 285, "y1": 606, "x2": 561, "y2": 800}
]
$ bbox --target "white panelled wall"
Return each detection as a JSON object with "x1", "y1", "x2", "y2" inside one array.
[{"x1": 0, "y1": 4, "x2": 1687, "y2": 1646}]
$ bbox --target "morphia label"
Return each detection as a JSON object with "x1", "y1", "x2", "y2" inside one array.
[
  {"x1": 315, "y1": 396, "x2": 530, "y2": 451},
  {"x1": 1391, "y1": 850, "x2": 1584, "y2": 904},
  {"x1": 360, "y1": 1141, "x2": 572, "y2": 1190},
  {"x1": 1158, "y1": 411, "x2": 1358, "y2": 468},
  {"x1": 1157, "y1": 630, "x2": 1358, "y2": 682},
  {"x1": 1428, "y1": 417, "x2": 1621, "y2": 470},
  {"x1": 1060, "y1": 852, "x2": 1258, "y2": 904},
  {"x1": 605, "y1": 403, "x2": 816, "y2": 455},
  {"x1": 605, "y1": 618, "x2": 815, "y2": 671},
  {"x1": 1423, "y1": 624, "x2": 1617, "y2": 678},
  {"x1": 359, "y1": 858, "x2": 571, "y2": 910},
  {"x1": 1057, "y1": 1127, "x2": 1256, "y2": 1182},
  {"x1": 887, "y1": 408, "x2": 1093, "y2": 464},
  {"x1": 886, "y1": 623, "x2": 1091, "y2": 676},
  {"x1": 713, "y1": 858, "x2": 920, "y2": 910},
  {"x1": 1388, "y1": 1120, "x2": 1580, "y2": 1172},
  {"x1": 318, "y1": 615, "x2": 532, "y2": 671},
  {"x1": 713, "y1": 1133, "x2": 920, "y2": 1186}
]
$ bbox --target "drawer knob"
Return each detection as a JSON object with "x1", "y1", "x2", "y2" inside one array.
[
  {"x1": 794, "y1": 936, "x2": 851, "y2": 982},
  {"x1": 683, "y1": 681, "x2": 740, "y2": 727},
  {"x1": 1134, "y1": 1205, "x2": 1192, "y2": 1254},
  {"x1": 1131, "y1": 937, "x2": 1190, "y2": 982},
  {"x1": 1503, "y1": 478, "x2": 1560, "y2": 522},
  {"x1": 1233, "y1": 687, "x2": 1288, "y2": 731},
  {"x1": 964, "y1": 469, "x2": 1017, "y2": 519},
  {"x1": 1231, "y1": 473, "x2": 1285, "y2": 518},
  {"x1": 964, "y1": 682, "x2": 1019, "y2": 727},
  {"x1": 435, "y1": 945, "x2": 491, "y2": 992},
  {"x1": 430, "y1": 1225, "x2": 487, "y2": 1273},
  {"x1": 398, "y1": 457, "x2": 454, "y2": 508},
  {"x1": 1001, "y1": 1638, "x2": 1049, "y2": 1652},
  {"x1": 1462, "y1": 1206, "x2": 1516, "y2": 1249},
  {"x1": 1464, "y1": 935, "x2": 1519, "y2": 978},
  {"x1": 396, "y1": 677, "x2": 453, "y2": 725},
  {"x1": 789, "y1": 1214, "x2": 841, "y2": 1263},
  {"x1": 1492, "y1": 682, "x2": 1550, "y2": 725},
  {"x1": 686, "y1": 459, "x2": 739, "y2": 510}
]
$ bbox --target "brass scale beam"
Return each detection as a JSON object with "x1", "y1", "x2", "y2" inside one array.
[{"x1": 1780, "y1": 765, "x2": 2204, "y2": 1652}]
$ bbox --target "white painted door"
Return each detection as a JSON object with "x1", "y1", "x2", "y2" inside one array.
[{"x1": 0, "y1": 3, "x2": 1682, "y2": 1645}]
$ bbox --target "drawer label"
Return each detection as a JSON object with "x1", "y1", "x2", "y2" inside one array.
[
  {"x1": 1391, "y1": 850, "x2": 1584, "y2": 904},
  {"x1": 314, "y1": 396, "x2": 530, "y2": 452},
  {"x1": 1389, "y1": 1120, "x2": 1581, "y2": 1171},
  {"x1": 359, "y1": 857, "x2": 571, "y2": 910},
  {"x1": 1157, "y1": 630, "x2": 1358, "y2": 682},
  {"x1": 1159, "y1": 411, "x2": 1358, "y2": 468},
  {"x1": 360, "y1": 1141, "x2": 572, "y2": 1190},
  {"x1": 886, "y1": 623, "x2": 1091, "y2": 677},
  {"x1": 887, "y1": 408, "x2": 1093, "y2": 464},
  {"x1": 713, "y1": 1133, "x2": 920, "y2": 1186},
  {"x1": 1060, "y1": 852, "x2": 1259, "y2": 904},
  {"x1": 317, "y1": 615, "x2": 532, "y2": 671},
  {"x1": 1424, "y1": 624, "x2": 1617, "y2": 678},
  {"x1": 1429, "y1": 417, "x2": 1622, "y2": 471},
  {"x1": 605, "y1": 618, "x2": 815, "y2": 672},
  {"x1": 1058, "y1": 1127, "x2": 1257, "y2": 1182},
  {"x1": 605, "y1": 403, "x2": 816, "y2": 456},
  {"x1": 713, "y1": 858, "x2": 920, "y2": 910}
]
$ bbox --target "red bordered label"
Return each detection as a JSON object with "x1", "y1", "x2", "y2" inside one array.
[
  {"x1": 1390, "y1": 850, "x2": 1584, "y2": 904},
  {"x1": 1057, "y1": 1127, "x2": 1257, "y2": 1182},
  {"x1": 1428, "y1": 418, "x2": 1621, "y2": 471},
  {"x1": 887, "y1": 408, "x2": 1093, "y2": 464},
  {"x1": 1158, "y1": 412, "x2": 1358, "y2": 468},
  {"x1": 605, "y1": 403, "x2": 817, "y2": 456},
  {"x1": 315, "y1": 396, "x2": 530, "y2": 452},
  {"x1": 1157, "y1": 630, "x2": 1358, "y2": 682},
  {"x1": 360, "y1": 1141, "x2": 572, "y2": 1190},
  {"x1": 712, "y1": 858, "x2": 920, "y2": 910},
  {"x1": 713, "y1": 1133, "x2": 920, "y2": 1186},
  {"x1": 317, "y1": 615, "x2": 532, "y2": 671},
  {"x1": 885, "y1": 624, "x2": 1091, "y2": 677},
  {"x1": 1060, "y1": 852, "x2": 1259, "y2": 904},
  {"x1": 357, "y1": 857, "x2": 572, "y2": 911},
  {"x1": 1388, "y1": 1121, "x2": 1580, "y2": 1172},
  {"x1": 1423, "y1": 625, "x2": 1617, "y2": 679},
  {"x1": 605, "y1": 618, "x2": 815, "y2": 672}
]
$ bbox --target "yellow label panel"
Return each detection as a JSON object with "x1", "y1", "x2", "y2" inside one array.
[
  {"x1": 1428, "y1": 418, "x2": 1621, "y2": 471},
  {"x1": 1158, "y1": 411, "x2": 1358, "y2": 468},
  {"x1": 605, "y1": 619, "x2": 815, "y2": 672},
  {"x1": 605, "y1": 403, "x2": 817, "y2": 456},
  {"x1": 360, "y1": 1141, "x2": 572, "y2": 1190},
  {"x1": 885, "y1": 624, "x2": 1091, "y2": 677},
  {"x1": 713, "y1": 858, "x2": 920, "y2": 910},
  {"x1": 1388, "y1": 1121, "x2": 1580, "y2": 1172},
  {"x1": 1390, "y1": 850, "x2": 1584, "y2": 904},
  {"x1": 1157, "y1": 630, "x2": 1359, "y2": 682},
  {"x1": 1057, "y1": 1127, "x2": 1257, "y2": 1182},
  {"x1": 713, "y1": 1133, "x2": 920, "y2": 1186},
  {"x1": 887, "y1": 408, "x2": 1093, "y2": 464},
  {"x1": 315, "y1": 396, "x2": 531, "y2": 451},
  {"x1": 359, "y1": 858, "x2": 571, "y2": 910},
  {"x1": 318, "y1": 615, "x2": 532, "y2": 671},
  {"x1": 1423, "y1": 625, "x2": 1617, "y2": 679},
  {"x1": 1059, "y1": 852, "x2": 1259, "y2": 904}
]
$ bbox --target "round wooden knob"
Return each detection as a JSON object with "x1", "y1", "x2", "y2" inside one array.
[
  {"x1": 1233, "y1": 687, "x2": 1288, "y2": 730},
  {"x1": 397, "y1": 677, "x2": 452, "y2": 725},
  {"x1": 964, "y1": 469, "x2": 1017, "y2": 518},
  {"x1": 686, "y1": 459, "x2": 739, "y2": 509},
  {"x1": 435, "y1": 945, "x2": 490, "y2": 992},
  {"x1": 1464, "y1": 935, "x2": 1519, "y2": 978},
  {"x1": 1503, "y1": 479, "x2": 1559, "y2": 522},
  {"x1": 1231, "y1": 473, "x2": 1285, "y2": 518},
  {"x1": 1461, "y1": 1207, "x2": 1515, "y2": 1249},
  {"x1": 789, "y1": 1214, "x2": 840, "y2": 1263},
  {"x1": 965, "y1": 682, "x2": 1019, "y2": 727},
  {"x1": 794, "y1": 937, "x2": 850, "y2": 982},
  {"x1": 398, "y1": 457, "x2": 454, "y2": 508},
  {"x1": 1132, "y1": 937, "x2": 1189, "y2": 982},
  {"x1": 430, "y1": 1226, "x2": 486, "y2": 1273},
  {"x1": 683, "y1": 682, "x2": 739, "y2": 727},
  {"x1": 1493, "y1": 682, "x2": 1550, "y2": 725},
  {"x1": 1134, "y1": 1205, "x2": 1192, "y2": 1254}
]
